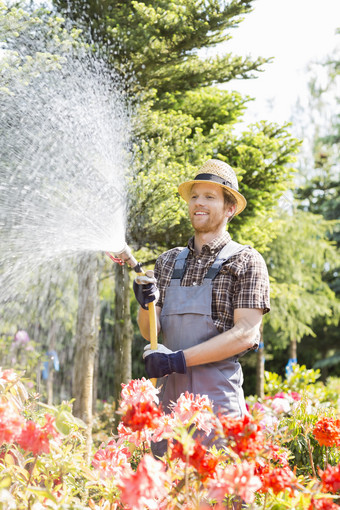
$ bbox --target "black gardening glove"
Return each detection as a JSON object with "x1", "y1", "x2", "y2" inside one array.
[
  {"x1": 143, "y1": 344, "x2": 187, "y2": 378},
  {"x1": 133, "y1": 274, "x2": 159, "y2": 310}
]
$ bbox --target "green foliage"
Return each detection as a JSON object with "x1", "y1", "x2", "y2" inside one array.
[
  {"x1": 264, "y1": 210, "x2": 339, "y2": 347},
  {"x1": 292, "y1": 40, "x2": 340, "y2": 375},
  {"x1": 0, "y1": 334, "x2": 41, "y2": 388},
  {"x1": 0, "y1": 1, "x2": 82, "y2": 92},
  {"x1": 128, "y1": 108, "x2": 301, "y2": 256},
  {"x1": 51, "y1": 0, "x2": 307, "y2": 391},
  {"x1": 54, "y1": 0, "x2": 270, "y2": 97},
  {"x1": 261, "y1": 365, "x2": 340, "y2": 477},
  {"x1": 52, "y1": 0, "x2": 298, "y2": 255},
  {"x1": 264, "y1": 364, "x2": 321, "y2": 396},
  {"x1": 1, "y1": 0, "x2": 315, "y2": 401}
]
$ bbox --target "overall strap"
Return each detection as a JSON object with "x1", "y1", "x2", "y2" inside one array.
[
  {"x1": 205, "y1": 240, "x2": 248, "y2": 280},
  {"x1": 171, "y1": 248, "x2": 190, "y2": 280}
]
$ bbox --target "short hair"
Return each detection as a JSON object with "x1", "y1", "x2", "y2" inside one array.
[{"x1": 222, "y1": 188, "x2": 237, "y2": 223}]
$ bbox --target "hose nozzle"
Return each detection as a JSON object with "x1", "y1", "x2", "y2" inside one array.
[{"x1": 106, "y1": 243, "x2": 143, "y2": 274}]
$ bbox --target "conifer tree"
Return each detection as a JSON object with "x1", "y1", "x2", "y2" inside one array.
[{"x1": 53, "y1": 0, "x2": 302, "y2": 400}]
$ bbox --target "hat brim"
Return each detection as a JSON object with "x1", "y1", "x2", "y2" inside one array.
[{"x1": 178, "y1": 180, "x2": 247, "y2": 216}]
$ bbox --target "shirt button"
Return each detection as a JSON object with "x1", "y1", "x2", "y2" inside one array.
[{"x1": 192, "y1": 282, "x2": 197, "y2": 286}]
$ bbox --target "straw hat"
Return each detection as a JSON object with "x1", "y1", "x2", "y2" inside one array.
[{"x1": 178, "y1": 159, "x2": 247, "y2": 215}]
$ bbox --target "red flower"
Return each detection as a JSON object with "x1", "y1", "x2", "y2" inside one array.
[
  {"x1": 170, "y1": 439, "x2": 218, "y2": 482},
  {"x1": 121, "y1": 401, "x2": 163, "y2": 432},
  {"x1": 0, "y1": 402, "x2": 24, "y2": 445},
  {"x1": 261, "y1": 466, "x2": 297, "y2": 496},
  {"x1": 319, "y1": 464, "x2": 340, "y2": 494},
  {"x1": 313, "y1": 417, "x2": 340, "y2": 448},
  {"x1": 309, "y1": 497, "x2": 340, "y2": 510},
  {"x1": 267, "y1": 443, "x2": 290, "y2": 467},
  {"x1": 17, "y1": 421, "x2": 50, "y2": 455},
  {"x1": 17, "y1": 414, "x2": 59, "y2": 456},
  {"x1": 218, "y1": 414, "x2": 265, "y2": 459},
  {"x1": 255, "y1": 460, "x2": 271, "y2": 482}
]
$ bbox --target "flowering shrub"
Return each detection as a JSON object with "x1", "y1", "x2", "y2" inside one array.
[{"x1": 0, "y1": 367, "x2": 339, "y2": 509}]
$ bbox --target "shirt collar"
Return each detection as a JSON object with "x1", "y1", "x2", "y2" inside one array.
[{"x1": 187, "y1": 231, "x2": 231, "y2": 256}]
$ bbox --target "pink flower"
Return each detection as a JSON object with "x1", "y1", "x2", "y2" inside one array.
[
  {"x1": 251, "y1": 401, "x2": 279, "y2": 430},
  {"x1": 253, "y1": 402, "x2": 266, "y2": 412},
  {"x1": 92, "y1": 439, "x2": 132, "y2": 481},
  {"x1": 273, "y1": 392, "x2": 286, "y2": 399},
  {"x1": 117, "y1": 422, "x2": 152, "y2": 448},
  {"x1": 0, "y1": 369, "x2": 18, "y2": 383},
  {"x1": 118, "y1": 454, "x2": 170, "y2": 510},
  {"x1": 151, "y1": 412, "x2": 175, "y2": 442},
  {"x1": 271, "y1": 397, "x2": 290, "y2": 414},
  {"x1": 171, "y1": 391, "x2": 215, "y2": 435},
  {"x1": 13, "y1": 330, "x2": 30, "y2": 345},
  {"x1": 208, "y1": 461, "x2": 262, "y2": 504},
  {"x1": 120, "y1": 378, "x2": 160, "y2": 410},
  {"x1": 289, "y1": 391, "x2": 301, "y2": 401}
]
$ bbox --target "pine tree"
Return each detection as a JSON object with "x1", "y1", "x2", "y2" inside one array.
[{"x1": 52, "y1": 0, "x2": 302, "y2": 400}]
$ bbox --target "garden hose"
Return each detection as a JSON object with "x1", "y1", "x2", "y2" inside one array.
[{"x1": 106, "y1": 244, "x2": 158, "y2": 386}]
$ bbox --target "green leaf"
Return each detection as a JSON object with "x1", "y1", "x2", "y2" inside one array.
[
  {"x1": 27, "y1": 486, "x2": 58, "y2": 504},
  {"x1": 55, "y1": 409, "x2": 86, "y2": 435},
  {"x1": 0, "y1": 474, "x2": 12, "y2": 489}
]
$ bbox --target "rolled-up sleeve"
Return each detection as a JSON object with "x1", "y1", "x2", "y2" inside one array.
[{"x1": 232, "y1": 249, "x2": 270, "y2": 314}]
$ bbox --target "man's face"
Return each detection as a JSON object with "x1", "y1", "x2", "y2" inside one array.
[{"x1": 188, "y1": 182, "x2": 234, "y2": 234}]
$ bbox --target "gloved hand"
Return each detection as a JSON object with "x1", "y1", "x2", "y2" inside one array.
[
  {"x1": 133, "y1": 272, "x2": 159, "y2": 310},
  {"x1": 143, "y1": 344, "x2": 187, "y2": 378}
]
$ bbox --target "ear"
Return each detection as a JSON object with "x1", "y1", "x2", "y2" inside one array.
[{"x1": 225, "y1": 203, "x2": 237, "y2": 220}]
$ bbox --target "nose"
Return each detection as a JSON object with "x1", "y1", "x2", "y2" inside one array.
[{"x1": 192, "y1": 193, "x2": 205, "y2": 206}]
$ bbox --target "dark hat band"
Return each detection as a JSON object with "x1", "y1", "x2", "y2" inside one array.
[{"x1": 194, "y1": 173, "x2": 237, "y2": 191}]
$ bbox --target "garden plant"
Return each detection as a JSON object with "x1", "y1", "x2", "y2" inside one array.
[{"x1": 0, "y1": 365, "x2": 339, "y2": 509}]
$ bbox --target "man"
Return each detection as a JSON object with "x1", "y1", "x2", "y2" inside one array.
[{"x1": 133, "y1": 159, "x2": 270, "y2": 454}]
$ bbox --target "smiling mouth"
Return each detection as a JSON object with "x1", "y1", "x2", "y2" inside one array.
[{"x1": 194, "y1": 211, "x2": 208, "y2": 216}]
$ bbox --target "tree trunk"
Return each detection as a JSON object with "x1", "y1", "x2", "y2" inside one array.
[
  {"x1": 256, "y1": 323, "x2": 265, "y2": 400},
  {"x1": 47, "y1": 320, "x2": 57, "y2": 406},
  {"x1": 289, "y1": 338, "x2": 297, "y2": 361},
  {"x1": 113, "y1": 263, "x2": 133, "y2": 426},
  {"x1": 72, "y1": 253, "x2": 98, "y2": 460},
  {"x1": 47, "y1": 365, "x2": 54, "y2": 406},
  {"x1": 92, "y1": 345, "x2": 99, "y2": 414}
]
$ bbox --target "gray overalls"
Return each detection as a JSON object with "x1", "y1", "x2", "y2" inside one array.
[{"x1": 152, "y1": 241, "x2": 248, "y2": 457}]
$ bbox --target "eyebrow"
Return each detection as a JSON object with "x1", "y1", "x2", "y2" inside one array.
[{"x1": 190, "y1": 188, "x2": 218, "y2": 195}]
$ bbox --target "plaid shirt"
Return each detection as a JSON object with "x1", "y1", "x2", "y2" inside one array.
[{"x1": 154, "y1": 231, "x2": 270, "y2": 334}]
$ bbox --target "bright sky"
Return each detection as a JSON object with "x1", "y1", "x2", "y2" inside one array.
[{"x1": 221, "y1": 0, "x2": 340, "y2": 126}]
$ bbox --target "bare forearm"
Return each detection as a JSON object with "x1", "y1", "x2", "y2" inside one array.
[{"x1": 183, "y1": 318, "x2": 261, "y2": 367}]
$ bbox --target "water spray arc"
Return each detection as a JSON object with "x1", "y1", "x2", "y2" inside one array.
[{"x1": 106, "y1": 245, "x2": 158, "y2": 386}]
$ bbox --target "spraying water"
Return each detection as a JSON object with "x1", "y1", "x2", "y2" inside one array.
[{"x1": 0, "y1": 49, "x2": 131, "y2": 311}]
